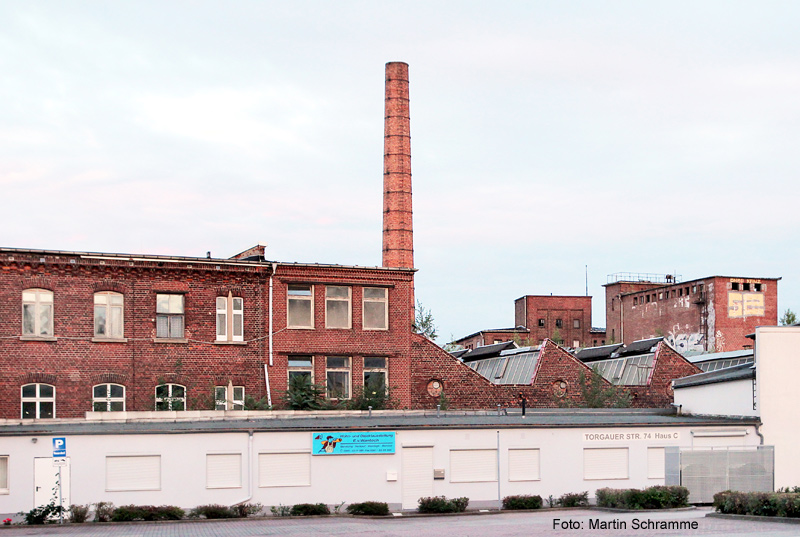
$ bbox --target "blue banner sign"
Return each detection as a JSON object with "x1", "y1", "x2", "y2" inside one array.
[{"x1": 312, "y1": 431, "x2": 395, "y2": 455}]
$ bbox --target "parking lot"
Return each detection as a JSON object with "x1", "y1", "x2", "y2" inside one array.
[{"x1": 2, "y1": 508, "x2": 800, "y2": 537}]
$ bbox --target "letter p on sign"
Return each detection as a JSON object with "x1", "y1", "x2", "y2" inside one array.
[{"x1": 52, "y1": 437, "x2": 66, "y2": 457}]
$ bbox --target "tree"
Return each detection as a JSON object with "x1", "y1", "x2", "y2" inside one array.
[
  {"x1": 574, "y1": 367, "x2": 631, "y2": 408},
  {"x1": 413, "y1": 300, "x2": 438, "y2": 341},
  {"x1": 780, "y1": 308, "x2": 797, "y2": 326},
  {"x1": 551, "y1": 327, "x2": 564, "y2": 345}
]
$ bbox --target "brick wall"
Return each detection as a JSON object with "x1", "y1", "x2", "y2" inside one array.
[{"x1": 514, "y1": 295, "x2": 594, "y2": 347}]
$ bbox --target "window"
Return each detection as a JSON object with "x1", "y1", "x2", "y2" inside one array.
[
  {"x1": 106, "y1": 455, "x2": 160, "y2": 491},
  {"x1": 155, "y1": 384, "x2": 185, "y2": 410},
  {"x1": 364, "y1": 357, "x2": 388, "y2": 391},
  {"x1": 259, "y1": 452, "x2": 311, "y2": 487},
  {"x1": 658, "y1": 292, "x2": 663, "y2": 300},
  {"x1": 363, "y1": 287, "x2": 388, "y2": 330},
  {"x1": 692, "y1": 286, "x2": 697, "y2": 293},
  {"x1": 216, "y1": 294, "x2": 243, "y2": 342},
  {"x1": 583, "y1": 448, "x2": 629, "y2": 480},
  {"x1": 94, "y1": 292, "x2": 123, "y2": 339},
  {"x1": 22, "y1": 289, "x2": 53, "y2": 337},
  {"x1": 287, "y1": 285, "x2": 313, "y2": 328},
  {"x1": 215, "y1": 385, "x2": 244, "y2": 410},
  {"x1": 508, "y1": 448, "x2": 540, "y2": 481},
  {"x1": 573, "y1": 319, "x2": 580, "y2": 329},
  {"x1": 538, "y1": 318, "x2": 545, "y2": 327},
  {"x1": 326, "y1": 356, "x2": 351, "y2": 399},
  {"x1": 207, "y1": 454, "x2": 241, "y2": 489},
  {"x1": 93, "y1": 383, "x2": 125, "y2": 411},
  {"x1": 555, "y1": 319, "x2": 563, "y2": 328},
  {"x1": 288, "y1": 356, "x2": 313, "y2": 383},
  {"x1": 450, "y1": 449, "x2": 498, "y2": 482},
  {"x1": 647, "y1": 447, "x2": 665, "y2": 479},
  {"x1": 755, "y1": 283, "x2": 762, "y2": 292},
  {"x1": 156, "y1": 294, "x2": 184, "y2": 339},
  {"x1": 633, "y1": 297, "x2": 638, "y2": 305},
  {"x1": 732, "y1": 282, "x2": 739, "y2": 291},
  {"x1": 21, "y1": 383, "x2": 54, "y2": 419},
  {"x1": 742, "y1": 283, "x2": 750, "y2": 291},
  {"x1": 572, "y1": 340, "x2": 580, "y2": 348},
  {"x1": 325, "y1": 286, "x2": 351, "y2": 329},
  {"x1": 0, "y1": 456, "x2": 7, "y2": 493}
]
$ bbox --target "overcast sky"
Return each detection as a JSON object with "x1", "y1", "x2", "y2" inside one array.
[{"x1": 2, "y1": 1, "x2": 798, "y2": 343}]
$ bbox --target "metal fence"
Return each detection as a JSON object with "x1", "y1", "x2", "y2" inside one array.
[{"x1": 665, "y1": 446, "x2": 774, "y2": 503}]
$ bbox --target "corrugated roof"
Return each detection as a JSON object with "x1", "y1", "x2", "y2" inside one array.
[
  {"x1": 576, "y1": 343, "x2": 624, "y2": 362},
  {"x1": 673, "y1": 363, "x2": 755, "y2": 389},
  {"x1": 467, "y1": 349, "x2": 539, "y2": 385},
  {"x1": 590, "y1": 354, "x2": 655, "y2": 385},
  {"x1": 460, "y1": 341, "x2": 518, "y2": 362},
  {"x1": 618, "y1": 337, "x2": 662, "y2": 356}
]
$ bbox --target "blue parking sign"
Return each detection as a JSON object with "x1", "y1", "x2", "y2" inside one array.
[{"x1": 52, "y1": 437, "x2": 66, "y2": 457}]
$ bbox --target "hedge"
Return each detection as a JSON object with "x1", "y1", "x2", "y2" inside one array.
[
  {"x1": 417, "y1": 496, "x2": 469, "y2": 513},
  {"x1": 596, "y1": 486, "x2": 689, "y2": 510},
  {"x1": 289, "y1": 503, "x2": 330, "y2": 516},
  {"x1": 502, "y1": 495, "x2": 543, "y2": 510},
  {"x1": 714, "y1": 491, "x2": 800, "y2": 518},
  {"x1": 346, "y1": 501, "x2": 390, "y2": 516}
]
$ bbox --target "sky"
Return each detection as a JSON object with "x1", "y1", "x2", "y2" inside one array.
[{"x1": 2, "y1": 1, "x2": 799, "y2": 343}]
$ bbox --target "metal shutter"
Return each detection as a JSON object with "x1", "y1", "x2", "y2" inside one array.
[
  {"x1": 402, "y1": 447, "x2": 433, "y2": 510},
  {"x1": 258, "y1": 452, "x2": 310, "y2": 487},
  {"x1": 508, "y1": 448, "x2": 540, "y2": 481},
  {"x1": 106, "y1": 455, "x2": 160, "y2": 491},
  {"x1": 647, "y1": 447, "x2": 665, "y2": 479},
  {"x1": 583, "y1": 448, "x2": 628, "y2": 480},
  {"x1": 450, "y1": 449, "x2": 498, "y2": 482},
  {"x1": 206, "y1": 453, "x2": 241, "y2": 489}
]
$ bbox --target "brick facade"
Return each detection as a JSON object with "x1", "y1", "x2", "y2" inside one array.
[
  {"x1": 514, "y1": 295, "x2": 594, "y2": 348},
  {"x1": 605, "y1": 276, "x2": 779, "y2": 353}
]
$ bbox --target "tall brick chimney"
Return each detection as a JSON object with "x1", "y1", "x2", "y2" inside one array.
[{"x1": 382, "y1": 62, "x2": 414, "y2": 269}]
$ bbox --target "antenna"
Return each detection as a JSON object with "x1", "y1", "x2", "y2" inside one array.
[{"x1": 585, "y1": 265, "x2": 588, "y2": 296}]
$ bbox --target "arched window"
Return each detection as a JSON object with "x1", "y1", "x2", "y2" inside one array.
[
  {"x1": 94, "y1": 292, "x2": 124, "y2": 339},
  {"x1": 21, "y1": 383, "x2": 55, "y2": 419},
  {"x1": 155, "y1": 384, "x2": 186, "y2": 411},
  {"x1": 93, "y1": 383, "x2": 125, "y2": 411},
  {"x1": 22, "y1": 289, "x2": 53, "y2": 337}
]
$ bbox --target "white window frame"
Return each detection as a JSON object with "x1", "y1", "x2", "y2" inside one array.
[
  {"x1": 647, "y1": 447, "x2": 666, "y2": 479},
  {"x1": 106, "y1": 455, "x2": 161, "y2": 491},
  {"x1": 450, "y1": 449, "x2": 498, "y2": 483},
  {"x1": 288, "y1": 356, "x2": 314, "y2": 384},
  {"x1": 206, "y1": 453, "x2": 242, "y2": 489},
  {"x1": 156, "y1": 294, "x2": 184, "y2": 339},
  {"x1": 0, "y1": 456, "x2": 7, "y2": 494},
  {"x1": 94, "y1": 291, "x2": 124, "y2": 339},
  {"x1": 92, "y1": 383, "x2": 125, "y2": 411},
  {"x1": 508, "y1": 448, "x2": 541, "y2": 482},
  {"x1": 325, "y1": 286, "x2": 352, "y2": 329},
  {"x1": 155, "y1": 383, "x2": 186, "y2": 411},
  {"x1": 362, "y1": 287, "x2": 388, "y2": 330},
  {"x1": 22, "y1": 288, "x2": 53, "y2": 337},
  {"x1": 326, "y1": 356, "x2": 351, "y2": 399},
  {"x1": 258, "y1": 452, "x2": 311, "y2": 487},
  {"x1": 583, "y1": 447, "x2": 629, "y2": 480},
  {"x1": 21, "y1": 383, "x2": 55, "y2": 419},
  {"x1": 287, "y1": 284, "x2": 314, "y2": 329},
  {"x1": 215, "y1": 385, "x2": 245, "y2": 410},
  {"x1": 216, "y1": 293, "x2": 244, "y2": 342}
]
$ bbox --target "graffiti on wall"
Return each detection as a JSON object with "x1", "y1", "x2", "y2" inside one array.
[{"x1": 666, "y1": 331, "x2": 705, "y2": 354}]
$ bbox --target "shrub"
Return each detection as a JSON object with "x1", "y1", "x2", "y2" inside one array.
[
  {"x1": 417, "y1": 496, "x2": 469, "y2": 513},
  {"x1": 111, "y1": 505, "x2": 144, "y2": 522},
  {"x1": 111, "y1": 505, "x2": 184, "y2": 522},
  {"x1": 502, "y1": 495, "x2": 543, "y2": 510},
  {"x1": 233, "y1": 502, "x2": 263, "y2": 518},
  {"x1": 290, "y1": 503, "x2": 330, "y2": 516},
  {"x1": 19, "y1": 503, "x2": 64, "y2": 525},
  {"x1": 68, "y1": 504, "x2": 90, "y2": 523},
  {"x1": 713, "y1": 491, "x2": 800, "y2": 518},
  {"x1": 596, "y1": 486, "x2": 688, "y2": 509},
  {"x1": 270, "y1": 504, "x2": 291, "y2": 517},
  {"x1": 93, "y1": 502, "x2": 115, "y2": 522},
  {"x1": 346, "y1": 501, "x2": 390, "y2": 516},
  {"x1": 558, "y1": 491, "x2": 589, "y2": 508},
  {"x1": 189, "y1": 504, "x2": 236, "y2": 519}
]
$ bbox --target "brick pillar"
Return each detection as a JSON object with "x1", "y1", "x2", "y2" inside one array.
[{"x1": 382, "y1": 62, "x2": 414, "y2": 269}]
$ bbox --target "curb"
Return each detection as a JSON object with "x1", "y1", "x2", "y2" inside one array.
[{"x1": 706, "y1": 513, "x2": 800, "y2": 525}]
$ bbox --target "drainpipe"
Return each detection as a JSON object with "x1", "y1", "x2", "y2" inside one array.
[
  {"x1": 264, "y1": 263, "x2": 277, "y2": 408},
  {"x1": 233, "y1": 430, "x2": 255, "y2": 506},
  {"x1": 755, "y1": 422, "x2": 765, "y2": 445}
]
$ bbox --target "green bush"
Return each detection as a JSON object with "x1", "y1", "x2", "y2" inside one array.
[
  {"x1": 189, "y1": 504, "x2": 237, "y2": 519},
  {"x1": 502, "y1": 495, "x2": 543, "y2": 510},
  {"x1": 290, "y1": 503, "x2": 330, "y2": 516},
  {"x1": 111, "y1": 505, "x2": 184, "y2": 522},
  {"x1": 270, "y1": 504, "x2": 291, "y2": 517},
  {"x1": 558, "y1": 491, "x2": 589, "y2": 508},
  {"x1": 713, "y1": 491, "x2": 800, "y2": 518},
  {"x1": 596, "y1": 486, "x2": 689, "y2": 509},
  {"x1": 232, "y1": 502, "x2": 263, "y2": 518},
  {"x1": 68, "y1": 504, "x2": 90, "y2": 523},
  {"x1": 417, "y1": 496, "x2": 469, "y2": 513},
  {"x1": 19, "y1": 503, "x2": 64, "y2": 525},
  {"x1": 346, "y1": 501, "x2": 390, "y2": 516},
  {"x1": 93, "y1": 502, "x2": 115, "y2": 522}
]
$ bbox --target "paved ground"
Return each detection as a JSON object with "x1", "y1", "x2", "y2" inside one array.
[{"x1": 2, "y1": 508, "x2": 799, "y2": 536}]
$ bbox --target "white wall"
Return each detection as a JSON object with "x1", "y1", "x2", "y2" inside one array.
[
  {"x1": 756, "y1": 326, "x2": 800, "y2": 488},
  {"x1": 0, "y1": 422, "x2": 760, "y2": 515},
  {"x1": 674, "y1": 379, "x2": 757, "y2": 417}
]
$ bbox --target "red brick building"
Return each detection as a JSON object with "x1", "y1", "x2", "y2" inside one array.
[
  {"x1": 605, "y1": 274, "x2": 780, "y2": 353},
  {"x1": 514, "y1": 295, "x2": 598, "y2": 348}
]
